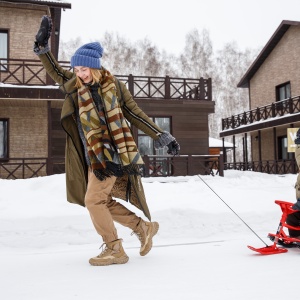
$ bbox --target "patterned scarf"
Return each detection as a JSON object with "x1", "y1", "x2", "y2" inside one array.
[{"x1": 78, "y1": 71, "x2": 144, "y2": 180}]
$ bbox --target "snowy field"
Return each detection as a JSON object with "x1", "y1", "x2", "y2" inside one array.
[{"x1": 0, "y1": 170, "x2": 299, "y2": 300}]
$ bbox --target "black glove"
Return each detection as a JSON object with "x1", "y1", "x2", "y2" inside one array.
[
  {"x1": 33, "y1": 15, "x2": 52, "y2": 54},
  {"x1": 295, "y1": 128, "x2": 300, "y2": 145},
  {"x1": 167, "y1": 140, "x2": 180, "y2": 156}
]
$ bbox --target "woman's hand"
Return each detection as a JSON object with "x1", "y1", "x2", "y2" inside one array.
[{"x1": 33, "y1": 15, "x2": 52, "y2": 54}]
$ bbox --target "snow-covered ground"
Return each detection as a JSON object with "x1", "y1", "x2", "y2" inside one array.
[{"x1": 0, "y1": 170, "x2": 298, "y2": 300}]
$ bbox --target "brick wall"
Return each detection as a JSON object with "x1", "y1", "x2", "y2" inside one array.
[
  {"x1": 250, "y1": 26, "x2": 300, "y2": 108},
  {"x1": 251, "y1": 129, "x2": 276, "y2": 161},
  {"x1": 0, "y1": 2, "x2": 49, "y2": 85},
  {"x1": 0, "y1": 103, "x2": 48, "y2": 158},
  {"x1": 0, "y1": 2, "x2": 49, "y2": 60},
  {"x1": 0, "y1": 99, "x2": 48, "y2": 178}
]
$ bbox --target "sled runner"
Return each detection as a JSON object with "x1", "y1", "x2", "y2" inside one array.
[{"x1": 248, "y1": 200, "x2": 300, "y2": 255}]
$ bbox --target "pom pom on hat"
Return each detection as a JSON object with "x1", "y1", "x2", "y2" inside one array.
[{"x1": 70, "y1": 42, "x2": 103, "y2": 69}]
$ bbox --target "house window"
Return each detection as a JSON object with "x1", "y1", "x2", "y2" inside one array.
[
  {"x1": 0, "y1": 119, "x2": 8, "y2": 159},
  {"x1": 137, "y1": 117, "x2": 171, "y2": 155},
  {"x1": 278, "y1": 136, "x2": 293, "y2": 160},
  {"x1": 276, "y1": 82, "x2": 291, "y2": 101},
  {"x1": 0, "y1": 30, "x2": 8, "y2": 71}
]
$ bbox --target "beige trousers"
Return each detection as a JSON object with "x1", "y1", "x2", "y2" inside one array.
[{"x1": 85, "y1": 170, "x2": 140, "y2": 243}]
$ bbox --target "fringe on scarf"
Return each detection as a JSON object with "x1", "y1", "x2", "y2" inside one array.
[{"x1": 93, "y1": 162, "x2": 143, "y2": 181}]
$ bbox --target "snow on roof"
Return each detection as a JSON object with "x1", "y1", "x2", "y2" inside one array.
[
  {"x1": 1, "y1": 0, "x2": 72, "y2": 8},
  {"x1": 24, "y1": 0, "x2": 69, "y2": 4},
  {"x1": 0, "y1": 82, "x2": 59, "y2": 89}
]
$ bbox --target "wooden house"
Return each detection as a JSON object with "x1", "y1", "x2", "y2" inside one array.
[
  {"x1": 0, "y1": 0, "x2": 216, "y2": 179},
  {"x1": 220, "y1": 20, "x2": 300, "y2": 174},
  {"x1": 0, "y1": 0, "x2": 71, "y2": 178}
]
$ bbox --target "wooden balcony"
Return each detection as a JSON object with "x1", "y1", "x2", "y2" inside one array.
[
  {"x1": 0, "y1": 58, "x2": 212, "y2": 101},
  {"x1": 225, "y1": 159, "x2": 298, "y2": 175},
  {"x1": 222, "y1": 96, "x2": 300, "y2": 131}
]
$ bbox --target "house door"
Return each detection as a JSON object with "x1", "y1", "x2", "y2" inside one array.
[{"x1": 278, "y1": 135, "x2": 293, "y2": 160}]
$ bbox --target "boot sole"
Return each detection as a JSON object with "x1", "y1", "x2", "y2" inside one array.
[
  {"x1": 89, "y1": 255, "x2": 129, "y2": 266},
  {"x1": 140, "y1": 222, "x2": 159, "y2": 256}
]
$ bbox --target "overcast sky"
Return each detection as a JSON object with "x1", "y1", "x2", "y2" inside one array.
[{"x1": 60, "y1": 0, "x2": 300, "y2": 55}]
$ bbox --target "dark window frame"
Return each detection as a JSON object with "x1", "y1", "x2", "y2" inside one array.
[
  {"x1": 0, "y1": 28, "x2": 9, "y2": 72},
  {"x1": 276, "y1": 81, "x2": 291, "y2": 102},
  {"x1": 277, "y1": 135, "x2": 293, "y2": 160},
  {"x1": 0, "y1": 118, "x2": 9, "y2": 161},
  {"x1": 136, "y1": 116, "x2": 172, "y2": 155}
]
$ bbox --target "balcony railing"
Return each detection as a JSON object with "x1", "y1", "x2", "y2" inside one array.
[
  {"x1": 225, "y1": 159, "x2": 298, "y2": 175},
  {"x1": 0, "y1": 155, "x2": 223, "y2": 179},
  {"x1": 222, "y1": 96, "x2": 300, "y2": 130},
  {"x1": 0, "y1": 157, "x2": 65, "y2": 179},
  {"x1": 142, "y1": 155, "x2": 224, "y2": 177},
  {"x1": 0, "y1": 58, "x2": 212, "y2": 101}
]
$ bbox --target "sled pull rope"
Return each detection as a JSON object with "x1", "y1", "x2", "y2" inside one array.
[{"x1": 197, "y1": 175, "x2": 269, "y2": 247}]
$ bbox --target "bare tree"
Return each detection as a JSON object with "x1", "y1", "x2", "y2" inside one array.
[
  {"x1": 209, "y1": 41, "x2": 259, "y2": 161},
  {"x1": 58, "y1": 37, "x2": 83, "y2": 61},
  {"x1": 100, "y1": 31, "x2": 138, "y2": 75},
  {"x1": 179, "y1": 28, "x2": 214, "y2": 78}
]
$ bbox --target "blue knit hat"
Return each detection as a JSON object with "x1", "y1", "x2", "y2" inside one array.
[{"x1": 70, "y1": 42, "x2": 103, "y2": 69}]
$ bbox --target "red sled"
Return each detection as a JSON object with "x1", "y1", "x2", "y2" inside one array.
[{"x1": 248, "y1": 200, "x2": 300, "y2": 255}]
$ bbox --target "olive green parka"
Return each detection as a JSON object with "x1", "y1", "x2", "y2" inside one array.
[
  {"x1": 38, "y1": 51, "x2": 164, "y2": 220},
  {"x1": 295, "y1": 145, "x2": 300, "y2": 200}
]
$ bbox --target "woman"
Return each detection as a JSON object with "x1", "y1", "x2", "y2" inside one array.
[{"x1": 34, "y1": 16, "x2": 180, "y2": 266}]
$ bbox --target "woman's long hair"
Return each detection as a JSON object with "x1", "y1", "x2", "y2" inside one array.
[{"x1": 74, "y1": 68, "x2": 102, "y2": 88}]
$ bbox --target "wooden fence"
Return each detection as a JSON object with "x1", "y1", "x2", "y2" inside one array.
[
  {"x1": 0, "y1": 155, "x2": 223, "y2": 179},
  {"x1": 225, "y1": 159, "x2": 298, "y2": 174},
  {"x1": 0, "y1": 157, "x2": 64, "y2": 179},
  {"x1": 142, "y1": 155, "x2": 224, "y2": 177}
]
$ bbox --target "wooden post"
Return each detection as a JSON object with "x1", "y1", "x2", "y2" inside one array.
[
  {"x1": 289, "y1": 98, "x2": 293, "y2": 114},
  {"x1": 273, "y1": 127, "x2": 277, "y2": 173},
  {"x1": 242, "y1": 136, "x2": 245, "y2": 170},
  {"x1": 199, "y1": 77, "x2": 204, "y2": 99},
  {"x1": 258, "y1": 130, "x2": 262, "y2": 173},
  {"x1": 233, "y1": 135, "x2": 236, "y2": 165},
  {"x1": 183, "y1": 79, "x2": 187, "y2": 99},
  {"x1": 128, "y1": 74, "x2": 134, "y2": 96},
  {"x1": 207, "y1": 78, "x2": 212, "y2": 101},
  {"x1": 219, "y1": 154, "x2": 224, "y2": 177},
  {"x1": 222, "y1": 138, "x2": 227, "y2": 164},
  {"x1": 165, "y1": 76, "x2": 170, "y2": 99},
  {"x1": 244, "y1": 132, "x2": 248, "y2": 169},
  {"x1": 231, "y1": 115, "x2": 235, "y2": 129},
  {"x1": 272, "y1": 103, "x2": 276, "y2": 118},
  {"x1": 256, "y1": 107, "x2": 260, "y2": 121}
]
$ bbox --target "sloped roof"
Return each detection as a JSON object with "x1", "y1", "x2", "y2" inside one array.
[
  {"x1": 0, "y1": 0, "x2": 71, "y2": 9},
  {"x1": 237, "y1": 20, "x2": 300, "y2": 88}
]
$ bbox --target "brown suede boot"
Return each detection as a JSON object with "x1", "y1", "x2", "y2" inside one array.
[
  {"x1": 132, "y1": 219, "x2": 159, "y2": 256},
  {"x1": 89, "y1": 239, "x2": 129, "y2": 266}
]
